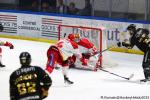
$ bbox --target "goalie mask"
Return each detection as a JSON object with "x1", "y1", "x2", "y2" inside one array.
[
  {"x1": 68, "y1": 33, "x2": 81, "y2": 42},
  {"x1": 19, "y1": 52, "x2": 31, "y2": 66}
]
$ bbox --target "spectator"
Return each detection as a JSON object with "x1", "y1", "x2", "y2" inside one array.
[
  {"x1": 57, "y1": 0, "x2": 68, "y2": 14},
  {"x1": 41, "y1": 0, "x2": 56, "y2": 13},
  {"x1": 68, "y1": 2, "x2": 78, "y2": 15},
  {"x1": 41, "y1": 2, "x2": 51, "y2": 13},
  {"x1": 9, "y1": 52, "x2": 52, "y2": 100},
  {"x1": 18, "y1": 0, "x2": 34, "y2": 11},
  {"x1": 18, "y1": 0, "x2": 26, "y2": 10},
  {"x1": 49, "y1": 0, "x2": 57, "y2": 13},
  {"x1": 30, "y1": 0, "x2": 39, "y2": 12},
  {"x1": 78, "y1": 0, "x2": 92, "y2": 16}
]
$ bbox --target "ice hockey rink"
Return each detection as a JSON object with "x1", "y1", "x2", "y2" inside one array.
[{"x1": 0, "y1": 38, "x2": 150, "y2": 100}]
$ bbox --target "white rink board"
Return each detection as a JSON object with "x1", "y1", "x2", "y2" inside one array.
[{"x1": 0, "y1": 11, "x2": 148, "y2": 51}]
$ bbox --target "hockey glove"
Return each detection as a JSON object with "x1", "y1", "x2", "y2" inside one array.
[
  {"x1": 4, "y1": 42, "x2": 14, "y2": 49},
  {"x1": 117, "y1": 42, "x2": 122, "y2": 47},
  {"x1": 10, "y1": 45, "x2": 14, "y2": 49},
  {"x1": 122, "y1": 42, "x2": 133, "y2": 49},
  {"x1": 117, "y1": 42, "x2": 133, "y2": 49}
]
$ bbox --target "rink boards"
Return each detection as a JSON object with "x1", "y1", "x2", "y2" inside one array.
[{"x1": 0, "y1": 10, "x2": 149, "y2": 55}]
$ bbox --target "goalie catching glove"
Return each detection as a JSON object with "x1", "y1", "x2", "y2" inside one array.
[{"x1": 4, "y1": 41, "x2": 14, "y2": 49}]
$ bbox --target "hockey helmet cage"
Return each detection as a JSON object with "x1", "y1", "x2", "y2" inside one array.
[
  {"x1": 127, "y1": 24, "x2": 136, "y2": 31},
  {"x1": 19, "y1": 52, "x2": 31, "y2": 66},
  {"x1": 74, "y1": 33, "x2": 80, "y2": 39}
]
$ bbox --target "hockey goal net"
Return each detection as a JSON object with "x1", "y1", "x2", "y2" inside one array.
[{"x1": 58, "y1": 25, "x2": 117, "y2": 69}]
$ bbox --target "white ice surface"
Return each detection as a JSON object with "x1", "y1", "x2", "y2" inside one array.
[{"x1": 0, "y1": 38, "x2": 150, "y2": 100}]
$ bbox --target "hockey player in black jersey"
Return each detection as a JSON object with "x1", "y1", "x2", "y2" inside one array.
[
  {"x1": 9, "y1": 52, "x2": 52, "y2": 100},
  {"x1": 118, "y1": 24, "x2": 150, "y2": 82}
]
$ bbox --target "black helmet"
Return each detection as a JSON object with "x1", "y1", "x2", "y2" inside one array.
[
  {"x1": 19, "y1": 52, "x2": 31, "y2": 66},
  {"x1": 127, "y1": 24, "x2": 136, "y2": 31}
]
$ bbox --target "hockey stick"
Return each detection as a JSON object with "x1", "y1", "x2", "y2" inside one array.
[
  {"x1": 91, "y1": 46, "x2": 116, "y2": 56},
  {"x1": 100, "y1": 68, "x2": 134, "y2": 80},
  {"x1": 100, "y1": 45, "x2": 117, "y2": 53}
]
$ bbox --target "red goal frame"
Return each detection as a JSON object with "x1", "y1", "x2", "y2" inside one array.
[{"x1": 58, "y1": 24, "x2": 103, "y2": 68}]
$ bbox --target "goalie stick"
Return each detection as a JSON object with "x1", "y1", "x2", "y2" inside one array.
[{"x1": 99, "y1": 68, "x2": 134, "y2": 80}]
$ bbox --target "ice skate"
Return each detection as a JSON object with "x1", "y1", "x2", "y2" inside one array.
[
  {"x1": 140, "y1": 78, "x2": 150, "y2": 83},
  {"x1": 0, "y1": 62, "x2": 5, "y2": 67},
  {"x1": 64, "y1": 75, "x2": 74, "y2": 85}
]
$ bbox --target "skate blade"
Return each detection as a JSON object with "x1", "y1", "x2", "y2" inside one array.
[
  {"x1": 64, "y1": 82, "x2": 73, "y2": 87},
  {"x1": 139, "y1": 80, "x2": 150, "y2": 84}
]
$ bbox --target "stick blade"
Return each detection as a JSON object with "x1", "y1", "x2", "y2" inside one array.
[{"x1": 127, "y1": 74, "x2": 134, "y2": 80}]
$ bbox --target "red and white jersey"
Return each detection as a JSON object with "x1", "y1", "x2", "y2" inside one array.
[
  {"x1": 56, "y1": 39, "x2": 80, "y2": 60},
  {"x1": 78, "y1": 38, "x2": 97, "y2": 53}
]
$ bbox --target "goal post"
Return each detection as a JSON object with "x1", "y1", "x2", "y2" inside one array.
[{"x1": 58, "y1": 25, "x2": 117, "y2": 70}]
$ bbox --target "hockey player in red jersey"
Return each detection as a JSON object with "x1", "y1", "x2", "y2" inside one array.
[
  {"x1": 46, "y1": 33, "x2": 82, "y2": 84},
  {"x1": 68, "y1": 33, "x2": 99, "y2": 71},
  {"x1": 0, "y1": 24, "x2": 14, "y2": 67}
]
